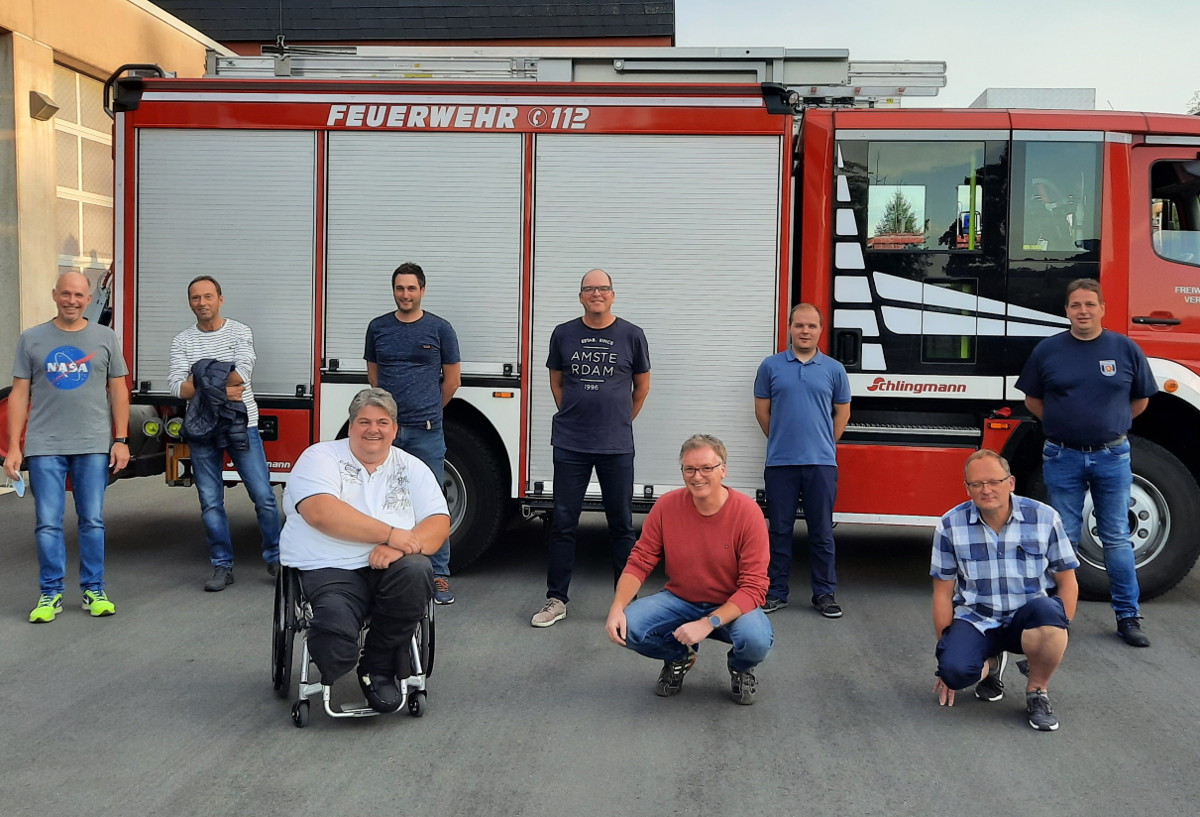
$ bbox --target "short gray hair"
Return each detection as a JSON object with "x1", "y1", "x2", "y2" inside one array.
[
  {"x1": 348, "y1": 388, "x2": 398, "y2": 424},
  {"x1": 679, "y1": 433, "x2": 728, "y2": 464}
]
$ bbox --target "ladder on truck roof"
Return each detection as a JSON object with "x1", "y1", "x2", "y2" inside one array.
[{"x1": 204, "y1": 45, "x2": 946, "y2": 105}]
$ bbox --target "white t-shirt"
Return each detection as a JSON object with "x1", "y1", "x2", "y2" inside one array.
[{"x1": 280, "y1": 439, "x2": 449, "y2": 570}]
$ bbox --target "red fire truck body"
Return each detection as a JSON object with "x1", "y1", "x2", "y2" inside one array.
[{"x1": 8, "y1": 49, "x2": 1199, "y2": 598}]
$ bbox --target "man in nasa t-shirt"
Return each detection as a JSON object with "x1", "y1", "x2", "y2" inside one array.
[{"x1": 6, "y1": 272, "x2": 130, "y2": 623}]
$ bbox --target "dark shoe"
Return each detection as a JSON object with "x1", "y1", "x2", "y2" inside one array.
[
  {"x1": 204, "y1": 566, "x2": 234, "y2": 592},
  {"x1": 433, "y1": 575, "x2": 455, "y2": 605},
  {"x1": 655, "y1": 648, "x2": 698, "y2": 697},
  {"x1": 267, "y1": 562, "x2": 280, "y2": 578},
  {"x1": 729, "y1": 667, "x2": 758, "y2": 705},
  {"x1": 358, "y1": 671, "x2": 403, "y2": 714},
  {"x1": 975, "y1": 651, "x2": 1008, "y2": 702},
  {"x1": 812, "y1": 593, "x2": 842, "y2": 619},
  {"x1": 761, "y1": 597, "x2": 788, "y2": 614},
  {"x1": 1117, "y1": 617, "x2": 1150, "y2": 647},
  {"x1": 1026, "y1": 689, "x2": 1059, "y2": 731}
]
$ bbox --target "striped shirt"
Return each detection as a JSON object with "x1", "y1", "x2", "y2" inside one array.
[
  {"x1": 931, "y1": 494, "x2": 1078, "y2": 633},
  {"x1": 168, "y1": 318, "x2": 260, "y2": 428}
]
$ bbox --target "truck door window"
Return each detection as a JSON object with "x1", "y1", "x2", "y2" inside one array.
[
  {"x1": 1010, "y1": 141, "x2": 1101, "y2": 258},
  {"x1": 1151, "y1": 159, "x2": 1200, "y2": 267},
  {"x1": 864, "y1": 142, "x2": 986, "y2": 251}
]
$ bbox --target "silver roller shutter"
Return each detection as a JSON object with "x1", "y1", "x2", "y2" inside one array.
[
  {"x1": 529, "y1": 134, "x2": 782, "y2": 497},
  {"x1": 135, "y1": 130, "x2": 316, "y2": 396},
  {"x1": 324, "y1": 132, "x2": 523, "y2": 374}
]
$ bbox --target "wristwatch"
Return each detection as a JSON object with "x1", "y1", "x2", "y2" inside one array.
[
  {"x1": 708, "y1": 614, "x2": 722, "y2": 628},
  {"x1": 113, "y1": 437, "x2": 129, "y2": 444}
]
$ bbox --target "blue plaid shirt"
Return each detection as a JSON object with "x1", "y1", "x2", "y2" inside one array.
[{"x1": 931, "y1": 494, "x2": 1079, "y2": 633}]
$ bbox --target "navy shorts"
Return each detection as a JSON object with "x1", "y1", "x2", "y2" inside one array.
[{"x1": 935, "y1": 595, "x2": 1069, "y2": 691}]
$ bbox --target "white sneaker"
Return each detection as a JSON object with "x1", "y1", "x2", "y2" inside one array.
[{"x1": 531, "y1": 598, "x2": 567, "y2": 628}]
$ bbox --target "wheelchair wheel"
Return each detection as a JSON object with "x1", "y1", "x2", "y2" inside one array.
[
  {"x1": 272, "y1": 568, "x2": 299, "y2": 699},
  {"x1": 407, "y1": 691, "x2": 426, "y2": 718},
  {"x1": 416, "y1": 604, "x2": 435, "y2": 679},
  {"x1": 291, "y1": 700, "x2": 309, "y2": 728}
]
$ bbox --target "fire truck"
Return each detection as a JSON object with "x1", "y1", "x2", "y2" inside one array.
[{"x1": 13, "y1": 47, "x2": 1200, "y2": 600}]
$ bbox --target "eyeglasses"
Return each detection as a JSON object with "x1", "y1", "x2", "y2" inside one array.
[
  {"x1": 965, "y1": 477, "x2": 1012, "y2": 490},
  {"x1": 580, "y1": 285, "x2": 613, "y2": 294},
  {"x1": 681, "y1": 463, "x2": 724, "y2": 477}
]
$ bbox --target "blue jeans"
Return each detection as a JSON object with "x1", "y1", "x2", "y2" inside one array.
[
  {"x1": 623, "y1": 590, "x2": 774, "y2": 672},
  {"x1": 189, "y1": 426, "x2": 280, "y2": 568},
  {"x1": 394, "y1": 424, "x2": 450, "y2": 577},
  {"x1": 27, "y1": 453, "x2": 111, "y2": 595},
  {"x1": 764, "y1": 464, "x2": 838, "y2": 602},
  {"x1": 1042, "y1": 439, "x2": 1140, "y2": 619},
  {"x1": 547, "y1": 446, "x2": 635, "y2": 603}
]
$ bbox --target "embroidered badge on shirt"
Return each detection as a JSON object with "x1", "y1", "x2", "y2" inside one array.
[{"x1": 1099, "y1": 359, "x2": 1116, "y2": 377}]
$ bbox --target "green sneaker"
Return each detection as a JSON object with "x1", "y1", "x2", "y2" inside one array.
[
  {"x1": 82, "y1": 589, "x2": 115, "y2": 617},
  {"x1": 29, "y1": 593, "x2": 64, "y2": 623}
]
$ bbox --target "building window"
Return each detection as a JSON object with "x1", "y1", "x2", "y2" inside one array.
[{"x1": 54, "y1": 64, "x2": 112, "y2": 290}]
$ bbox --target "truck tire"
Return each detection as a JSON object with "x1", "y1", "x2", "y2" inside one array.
[
  {"x1": 1069, "y1": 436, "x2": 1200, "y2": 601},
  {"x1": 444, "y1": 417, "x2": 509, "y2": 573}
]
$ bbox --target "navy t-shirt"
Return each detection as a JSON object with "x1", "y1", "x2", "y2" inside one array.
[
  {"x1": 364, "y1": 311, "x2": 461, "y2": 425},
  {"x1": 546, "y1": 317, "x2": 650, "y2": 454},
  {"x1": 1015, "y1": 330, "x2": 1157, "y2": 446}
]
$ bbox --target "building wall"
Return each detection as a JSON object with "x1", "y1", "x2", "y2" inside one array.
[{"x1": 0, "y1": 0, "x2": 228, "y2": 376}]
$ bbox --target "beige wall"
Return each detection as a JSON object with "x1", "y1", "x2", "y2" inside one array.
[{"x1": 0, "y1": 0, "x2": 228, "y2": 371}]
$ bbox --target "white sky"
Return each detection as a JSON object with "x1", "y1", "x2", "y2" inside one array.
[{"x1": 676, "y1": 0, "x2": 1200, "y2": 114}]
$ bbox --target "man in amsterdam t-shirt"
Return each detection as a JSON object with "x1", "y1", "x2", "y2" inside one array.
[{"x1": 530, "y1": 269, "x2": 651, "y2": 628}]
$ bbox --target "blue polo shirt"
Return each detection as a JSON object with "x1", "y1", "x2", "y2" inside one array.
[{"x1": 754, "y1": 348, "x2": 851, "y2": 467}]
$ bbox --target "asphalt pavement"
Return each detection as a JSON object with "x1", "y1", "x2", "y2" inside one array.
[{"x1": 1, "y1": 477, "x2": 1197, "y2": 816}]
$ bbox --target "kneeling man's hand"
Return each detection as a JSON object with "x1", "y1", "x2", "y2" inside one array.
[
  {"x1": 605, "y1": 607, "x2": 627, "y2": 646},
  {"x1": 933, "y1": 677, "x2": 956, "y2": 707}
]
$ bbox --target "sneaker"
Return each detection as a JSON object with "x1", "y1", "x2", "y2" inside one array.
[
  {"x1": 1026, "y1": 688, "x2": 1059, "y2": 731},
  {"x1": 433, "y1": 575, "x2": 455, "y2": 605},
  {"x1": 975, "y1": 651, "x2": 1008, "y2": 702},
  {"x1": 204, "y1": 566, "x2": 234, "y2": 592},
  {"x1": 1117, "y1": 617, "x2": 1150, "y2": 647},
  {"x1": 81, "y1": 589, "x2": 115, "y2": 617},
  {"x1": 530, "y1": 598, "x2": 567, "y2": 628},
  {"x1": 812, "y1": 593, "x2": 843, "y2": 619},
  {"x1": 762, "y1": 597, "x2": 788, "y2": 614},
  {"x1": 29, "y1": 593, "x2": 64, "y2": 623},
  {"x1": 358, "y1": 671, "x2": 403, "y2": 714},
  {"x1": 729, "y1": 667, "x2": 758, "y2": 705},
  {"x1": 655, "y1": 648, "x2": 698, "y2": 697},
  {"x1": 267, "y1": 561, "x2": 280, "y2": 578}
]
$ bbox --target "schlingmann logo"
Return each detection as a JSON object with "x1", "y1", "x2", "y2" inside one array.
[{"x1": 866, "y1": 377, "x2": 967, "y2": 395}]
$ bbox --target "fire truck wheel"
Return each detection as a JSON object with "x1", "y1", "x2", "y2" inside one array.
[
  {"x1": 443, "y1": 418, "x2": 509, "y2": 573},
  {"x1": 1069, "y1": 436, "x2": 1200, "y2": 602}
]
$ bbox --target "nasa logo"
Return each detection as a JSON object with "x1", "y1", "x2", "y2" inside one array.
[{"x1": 44, "y1": 346, "x2": 94, "y2": 390}]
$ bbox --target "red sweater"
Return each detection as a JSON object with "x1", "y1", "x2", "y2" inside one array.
[{"x1": 623, "y1": 487, "x2": 769, "y2": 614}]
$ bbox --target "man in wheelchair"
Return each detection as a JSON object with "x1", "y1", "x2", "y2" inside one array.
[{"x1": 280, "y1": 388, "x2": 450, "y2": 713}]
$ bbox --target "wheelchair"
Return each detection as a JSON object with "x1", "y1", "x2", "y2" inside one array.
[{"x1": 272, "y1": 565, "x2": 434, "y2": 728}]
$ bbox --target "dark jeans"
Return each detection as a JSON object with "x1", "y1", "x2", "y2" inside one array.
[
  {"x1": 764, "y1": 464, "x2": 838, "y2": 602},
  {"x1": 547, "y1": 446, "x2": 635, "y2": 603},
  {"x1": 393, "y1": 423, "x2": 450, "y2": 577},
  {"x1": 299, "y1": 555, "x2": 433, "y2": 685}
]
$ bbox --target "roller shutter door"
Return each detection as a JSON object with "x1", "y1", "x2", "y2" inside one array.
[
  {"x1": 528, "y1": 134, "x2": 783, "y2": 497},
  {"x1": 135, "y1": 130, "x2": 316, "y2": 396}
]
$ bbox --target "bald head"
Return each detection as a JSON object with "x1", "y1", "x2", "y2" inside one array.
[
  {"x1": 55, "y1": 271, "x2": 90, "y2": 292},
  {"x1": 52, "y1": 271, "x2": 93, "y2": 327}
]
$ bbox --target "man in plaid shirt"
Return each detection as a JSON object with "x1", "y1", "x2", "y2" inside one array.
[{"x1": 930, "y1": 449, "x2": 1079, "y2": 731}]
